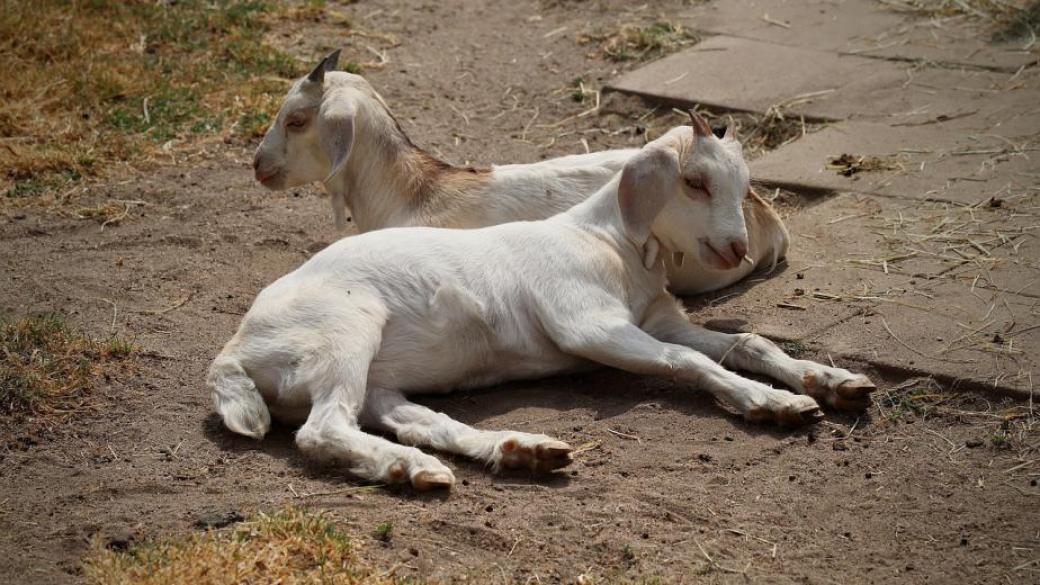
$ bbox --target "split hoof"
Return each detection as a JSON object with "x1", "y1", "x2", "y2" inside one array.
[
  {"x1": 500, "y1": 438, "x2": 574, "y2": 472},
  {"x1": 412, "y1": 469, "x2": 455, "y2": 491},
  {"x1": 778, "y1": 404, "x2": 825, "y2": 428},
  {"x1": 836, "y1": 377, "x2": 877, "y2": 400},
  {"x1": 745, "y1": 399, "x2": 824, "y2": 428},
  {"x1": 534, "y1": 440, "x2": 574, "y2": 472}
]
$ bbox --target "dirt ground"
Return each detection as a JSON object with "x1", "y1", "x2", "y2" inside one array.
[{"x1": 2, "y1": 1, "x2": 1038, "y2": 583}]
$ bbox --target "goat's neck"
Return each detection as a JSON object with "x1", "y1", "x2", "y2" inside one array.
[{"x1": 324, "y1": 104, "x2": 480, "y2": 232}]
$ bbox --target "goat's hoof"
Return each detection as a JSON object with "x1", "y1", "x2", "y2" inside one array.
[
  {"x1": 534, "y1": 440, "x2": 574, "y2": 472},
  {"x1": 836, "y1": 377, "x2": 876, "y2": 400},
  {"x1": 775, "y1": 402, "x2": 825, "y2": 428},
  {"x1": 412, "y1": 470, "x2": 455, "y2": 491},
  {"x1": 500, "y1": 438, "x2": 573, "y2": 472}
]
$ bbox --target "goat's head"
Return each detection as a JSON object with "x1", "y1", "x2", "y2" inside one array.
[
  {"x1": 618, "y1": 113, "x2": 751, "y2": 271},
  {"x1": 253, "y1": 50, "x2": 359, "y2": 191}
]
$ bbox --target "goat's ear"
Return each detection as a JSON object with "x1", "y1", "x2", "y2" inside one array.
[
  {"x1": 307, "y1": 49, "x2": 341, "y2": 84},
  {"x1": 319, "y1": 96, "x2": 355, "y2": 182},
  {"x1": 617, "y1": 144, "x2": 680, "y2": 245}
]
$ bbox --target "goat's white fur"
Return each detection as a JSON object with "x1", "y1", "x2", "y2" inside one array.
[
  {"x1": 252, "y1": 60, "x2": 789, "y2": 295},
  {"x1": 216, "y1": 127, "x2": 875, "y2": 490}
]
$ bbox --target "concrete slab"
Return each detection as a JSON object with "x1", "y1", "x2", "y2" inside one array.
[
  {"x1": 750, "y1": 120, "x2": 1040, "y2": 205},
  {"x1": 679, "y1": 0, "x2": 1036, "y2": 71},
  {"x1": 606, "y1": 36, "x2": 908, "y2": 121},
  {"x1": 689, "y1": 192, "x2": 1038, "y2": 396},
  {"x1": 681, "y1": 0, "x2": 904, "y2": 52},
  {"x1": 608, "y1": 36, "x2": 1037, "y2": 123},
  {"x1": 810, "y1": 280, "x2": 1037, "y2": 394},
  {"x1": 843, "y1": 17, "x2": 1038, "y2": 73}
]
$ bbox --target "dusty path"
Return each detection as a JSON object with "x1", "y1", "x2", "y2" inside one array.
[{"x1": 1, "y1": 1, "x2": 1038, "y2": 583}]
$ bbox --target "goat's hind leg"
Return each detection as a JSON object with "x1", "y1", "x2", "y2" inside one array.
[
  {"x1": 642, "y1": 299, "x2": 876, "y2": 411},
  {"x1": 361, "y1": 388, "x2": 573, "y2": 473},
  {"x1": 293, "y1": 326, "x2": 454, "y2": 490}
]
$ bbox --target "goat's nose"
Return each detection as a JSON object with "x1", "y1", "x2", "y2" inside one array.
[
  {"x1": 252, "y1": 153, "x2": 262, "y2": 171},
  {"x1": 731, "y1": 240, "x2": 749, "y2": 263}
]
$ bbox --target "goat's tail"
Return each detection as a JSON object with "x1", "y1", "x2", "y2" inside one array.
[{"x1": 207, "y1": 353, "x2": 270, "y2": 439}]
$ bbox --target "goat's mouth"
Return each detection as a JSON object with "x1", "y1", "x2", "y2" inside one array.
[
  {"x1": 255, "y1": 167, "x2": 287, "y2": 190},
  {"x1": 700, "y1": 240, "x2": 741, "y2": 270}
]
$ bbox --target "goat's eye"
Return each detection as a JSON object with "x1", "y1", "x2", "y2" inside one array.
[
  {"x1": 286, "y1": 117, "x2": 308, "y2": 130},
  {"x1": 684, "y1": 176, "x2": 706, "y2": 193}
]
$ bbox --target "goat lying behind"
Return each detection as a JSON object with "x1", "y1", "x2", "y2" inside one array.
[
  {"x1": 213, "y1": 124, "x2": 876, "y2": 490},
  {"x1": 252, "y1": 51, "x2": 789, "y2": 295}
]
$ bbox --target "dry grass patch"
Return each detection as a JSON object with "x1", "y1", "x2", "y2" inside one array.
[
  {"x1": 0, "y1": 0, "x2": 309, "y2": 203},
  {"x1": 578, "y1": 21, "x2": 699, "y2": 62},
  {"x1": 84, "y1": 507, "x2": 406, "y2": 585},
  {"x1": 1, "y1": 314, "x2": 134, "y2": 423}
]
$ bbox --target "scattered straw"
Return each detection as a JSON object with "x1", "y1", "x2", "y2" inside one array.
[
  {"x1": 828, "y1": 153, "x2": 904, "y2": 177},
  {"x1": 577, "y1": 21, "x2": 698, "y2": 62}
]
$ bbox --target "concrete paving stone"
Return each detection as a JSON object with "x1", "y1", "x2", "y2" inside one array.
[
  {"x1": 808, "y1": 279, "x2": 1037, "y2": 395},
  {"x1": 750, "y1": 120, "x2": 1039, "y2": 204},
  {"x1": 842, "y1": 14, "x2": 1038, "y2": 73},
  {"x1": 691, "y1": 193, "x2": 930, "y2": 340},
  {"x1": 680, "y1": 0, "x2": 905, "y2": 52},
  {"x1": 607, "y1": 35, "x2": 909, "y2": 121},
  {"x1": 607, "y1": 35, "x2": 1036, "y2": 122},
  {"x1": 690, "y1": 192, "x2": 1038, "y2": 396},
  {"x1": 679, "y1": 0, "x2": 1036, "y2": 71}
]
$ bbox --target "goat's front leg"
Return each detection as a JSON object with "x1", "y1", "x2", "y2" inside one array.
[
  {"x1": 551, "y1": 315, "x2": 823, "y2": 427},
  {"x1": 642, "y1": 299, "x2": 876, "y2": 411},
  {"x1": 360, "y1": 388, "x2": 573, "y2": 473}
]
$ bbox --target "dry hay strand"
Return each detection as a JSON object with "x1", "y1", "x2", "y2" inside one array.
[
  {"x1": 585, "y1": 93, "x2": 821, "y2": 160},
  {"x1": 876, "y1": 0, "x2": 1040, "y2": 43},
  {"x1": 83, "y1": 506, "x2": 402, "y2": 585},
  {"x1": 867, "y1": 190, "x2": 1037, "y2": 275},
  {"x1": 577, "y1": 21, "x2": 699, "y2": 62},
  {"x1": 871, "y1": 378, "x2": 1038, "y2": 463},
  {"x1": 736, "y1": 103, "x2": 815, "y2": 155}
]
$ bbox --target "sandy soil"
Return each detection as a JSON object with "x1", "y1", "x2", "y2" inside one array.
[{"x1": 1, "y1": 1, "x2": 1037, "y2": 583}]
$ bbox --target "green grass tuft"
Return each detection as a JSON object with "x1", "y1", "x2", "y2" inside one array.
[{"x1": 0, "y1": 0, "x2": 305, "y2": 201}]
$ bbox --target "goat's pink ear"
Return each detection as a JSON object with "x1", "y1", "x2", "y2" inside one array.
[
  {"x1": 617, "y1": 145, "x2": 680, "y2": 245},
  {"x1": 319, "y1": 97, "x2": 355, "y2": 182}
]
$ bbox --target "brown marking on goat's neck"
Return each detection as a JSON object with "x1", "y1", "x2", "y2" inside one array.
[
  {"x1": 412, "y1": 149, "x2": 490, "y2": 200},
  {"x1": 374, "y1": 96, "x2": 491, "y2": 220}
]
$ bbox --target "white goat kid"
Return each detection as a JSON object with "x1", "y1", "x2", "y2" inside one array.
[
  {"x1": 252, "y1": 51, "x2": 789, "y2": 295},
  {"x1": 212, "y1": 125, "x2": 876, "y2": 490}
]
